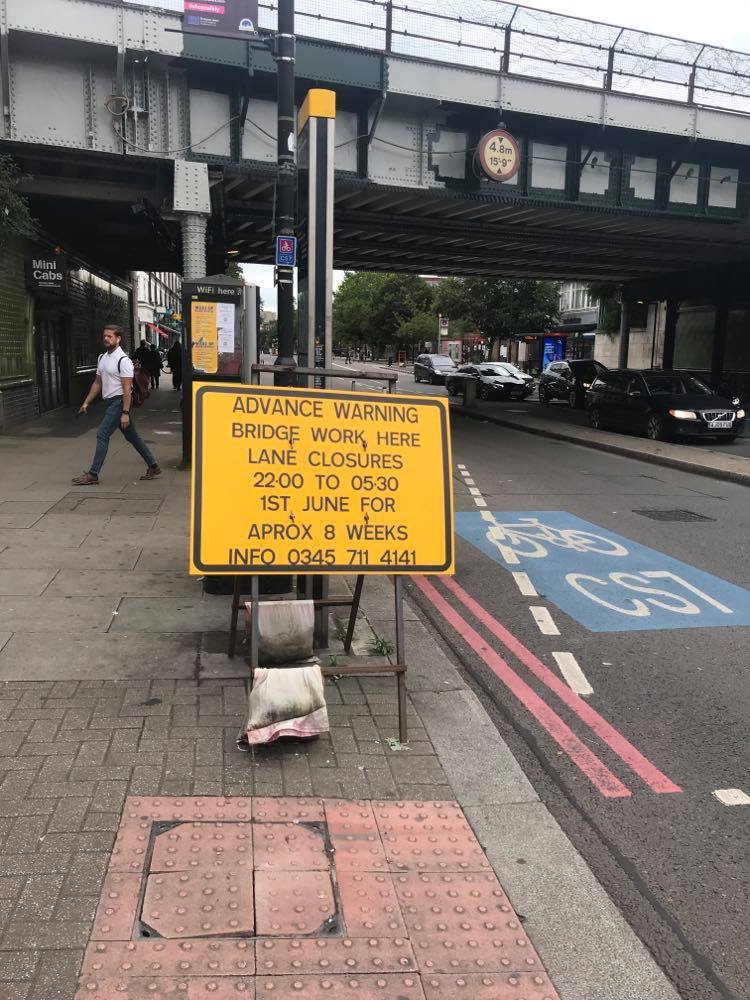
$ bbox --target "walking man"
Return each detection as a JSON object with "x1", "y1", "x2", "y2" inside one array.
[
  {"x1": 72, "y1": 324, "x2": 161, "y2": 486},
  {"x1": 167, "y1": 337, "x2": 182, "y2": 391}
]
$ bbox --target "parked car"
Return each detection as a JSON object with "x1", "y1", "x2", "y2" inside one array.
[
  {"x1": 538, "y1": 359, "x2": 607, "y2": 408},
  {"x1": 414, "y1": 354, "x2": 457, "y2": 384},
  {"x1": 586, "y1": 370, "x2": 746, "y2": 442},
  {"x1": 446, "y1": 363, "x2": 535, "y2": 401}
]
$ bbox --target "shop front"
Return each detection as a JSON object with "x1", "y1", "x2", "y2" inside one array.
[{"x1": 0, "y1": 234, "x2": 132, "y2": 432}]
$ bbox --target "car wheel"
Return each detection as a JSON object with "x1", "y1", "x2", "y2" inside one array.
[
  {"x1": 646, "y1": 413, "x2": 665, "y2": 441},
  {"x1": 538, "y1": 386, "x2": 549, "y2": 405},
  {"x1": 431, "y1": 374, "x2": 438, "y2": 385},
  {"x1": 569, "y1": 389, "x2": 579, "y2": 409},
  {"x1": 589, "y1": 406, "x2": 603, "y2": 430}
]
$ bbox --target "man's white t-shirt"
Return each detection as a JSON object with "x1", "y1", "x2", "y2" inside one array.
[{"x1": 98, "y1": 346, "x2": 134, "y2": 400}]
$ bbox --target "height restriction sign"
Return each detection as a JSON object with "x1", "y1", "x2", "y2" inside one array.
[{"x1": 190, "y1": 384, "x2": 454, "y2": 575}]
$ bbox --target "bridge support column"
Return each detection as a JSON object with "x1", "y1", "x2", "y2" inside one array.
[
  {"x1": 662, "y1": 297, "x2": 678, "y2": 369},
  {"x1": 173, "y1": 161, "x2": 211, "y2": 280},
  {"x1": 711, "y1": 296, "x2": 729, "y2": 389},
  {"x1": 617, "y1": 297, "x2": 631, "y2": 368},
  {"x1": 180, "y1": 214, "x2": 208, "y2": 281}
]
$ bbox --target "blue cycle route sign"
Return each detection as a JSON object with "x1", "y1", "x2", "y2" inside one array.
[
  {"x1": 275, "y1": 236, "x2": 297, "y2": 267},
  {"x1": 455, "y1": 510, "x2": 750, "y2": 632}
]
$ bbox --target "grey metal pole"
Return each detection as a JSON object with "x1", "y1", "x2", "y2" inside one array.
[
  {"x1": 242, "y1": 284, "x2": 259, "y2": 383},
  {"x1": 274, "y1": 0, "x2": 296, "y2": 386}
]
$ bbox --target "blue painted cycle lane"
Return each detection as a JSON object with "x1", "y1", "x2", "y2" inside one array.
[{"x1": 455, "y1": 510, "x2": 750, "y2": 632}]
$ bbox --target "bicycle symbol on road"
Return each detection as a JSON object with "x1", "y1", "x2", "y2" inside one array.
[{"x1": 454, "y1": 510, "x2": 745, "y2": 631}]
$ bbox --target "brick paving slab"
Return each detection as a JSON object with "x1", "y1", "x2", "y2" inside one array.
[{"x1": 67, "y1": 796, "x2": 560, "y2": 1000}]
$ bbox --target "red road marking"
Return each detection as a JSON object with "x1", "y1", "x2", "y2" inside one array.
[
  {"x1": 413, "y1": 576, "x2": 631, "y2": 799},
  {"x1": 439, "y1": 576, "x2": 682, "y2": 795}
]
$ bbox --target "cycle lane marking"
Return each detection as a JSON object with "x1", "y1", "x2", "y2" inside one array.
[
  {"x1": 413, "y1": 575, "x2": 632, "y2": 799},
  {"x1": 440, "y1": 576, "x2": 682, "y2": 795},
  {"x1": 454, "y1": 509, "x2": 750, "y2": 632}
]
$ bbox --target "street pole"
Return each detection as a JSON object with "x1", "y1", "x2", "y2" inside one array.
[{"x1": 274, "y1": 0, "x2": 296, "y2": 385}]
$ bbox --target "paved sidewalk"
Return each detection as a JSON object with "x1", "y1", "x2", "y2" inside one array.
[{"x1": 0, "y1": 390, "x2": 679, "y2": 1000}]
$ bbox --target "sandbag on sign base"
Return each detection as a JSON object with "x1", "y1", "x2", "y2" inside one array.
[
  {"x1": 244, "y1": 599, "x2": 315, "y2": 664},
  {"x1": 243, "y1": 664, "x2": 329, "y2": 746}
]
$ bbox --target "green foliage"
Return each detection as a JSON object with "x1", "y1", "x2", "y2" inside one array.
[
  {"x1": 434, "y1": 277, "x2": 559, "y2": 355},
  {"x1": 333, "y1": 272, "x2": 434, "y2": 353},
  {"x1": 396, "y1": 311, "x2": 437, "y2": 346},
  {"x1": 368, "y1": 634, "x2": 395, "y2": 657},
  {"x1": 0, "y1": 155, "x2": 34, "y2": 245},
  {"x1": 225, "y1": 260, "x2": 244, "y2": 280}
]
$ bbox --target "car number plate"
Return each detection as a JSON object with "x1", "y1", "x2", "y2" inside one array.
[{"x1": 708, "y1": 420, "x2": 732, "y2": 429}]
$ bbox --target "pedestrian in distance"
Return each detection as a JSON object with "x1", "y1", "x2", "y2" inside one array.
[
  {"x1": 167, "y1": 337, "x2": 182, "y2": 391},
  {"x1": 148, "y1": 343, "x2": 163, "y2": 390},
  {"x1": 71, "y1": 324, "x2": 161, "y2": 486},
  {"x1": 134, "y1": 338, "x2": 151, "y2": 369}
]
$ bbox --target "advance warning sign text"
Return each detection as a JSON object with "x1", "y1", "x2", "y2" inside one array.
[{"x1": 190, "y1": 384, "x2": 454, "y2": 574}]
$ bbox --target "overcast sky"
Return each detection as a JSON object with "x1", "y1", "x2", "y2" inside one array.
[{"x1": 243, "y1": 0, "x2": 750, "y2": 310}]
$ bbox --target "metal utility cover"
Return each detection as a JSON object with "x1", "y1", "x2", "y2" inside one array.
[{"x1": 632, "y1": 508, "x2": 716, "y2": 522}]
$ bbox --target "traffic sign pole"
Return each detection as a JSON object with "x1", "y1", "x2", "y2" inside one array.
[{"x1": 273, "y1": 0, "x2": 296, "y2": 386}]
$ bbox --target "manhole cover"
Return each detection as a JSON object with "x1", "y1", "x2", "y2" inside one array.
[{"x1": 632, "y1": 509, "x2": 715, "y2": 522}]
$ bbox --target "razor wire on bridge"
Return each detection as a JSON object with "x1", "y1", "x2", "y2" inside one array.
[{"x1": 125, "y1": 0, "x2": 750, "y2": 114}]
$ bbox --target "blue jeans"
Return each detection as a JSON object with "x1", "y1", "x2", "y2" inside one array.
[{"x1": 90, "y1": 397, "x2": 157, "y2": 475}]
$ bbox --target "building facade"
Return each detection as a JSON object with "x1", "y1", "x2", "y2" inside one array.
[
  {"x1": 0, "y1": 234, "x2": 132, "y2": 432},
  {"x1": 135, "y1": 271, "x2": 182, "y2": 346}
]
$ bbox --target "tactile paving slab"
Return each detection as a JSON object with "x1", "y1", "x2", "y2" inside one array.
[
  {"x1": 76, "y1": 798, "x2": 559, "y2": 1000},
  {"x1": 253, "y1": 823, "x2": 329, "y2": 871},
  {"x1": 142, "y1": 869, "x2": 254, "y2": 938},
  {"x1": 324, "y1": 801, "x2": 388, "y2": 872},
  {"x1": 373, "y1": 801, "x2": 492, "y2": 873},
  {"x1": 150, "y1": 823, "x2": 253, "y2": 873},
  {"x1": 254, "y1": 871, "x2": 337, "y2": 935}
]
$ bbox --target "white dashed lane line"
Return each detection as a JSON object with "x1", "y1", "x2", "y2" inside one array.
[
  {"x1": 552, "y1": 651, "x2": 594, "y2": 697},
  {"x1": 530, "y1": 606, "x2": 561, "y2": 636},
  {"x1": 512, "y1": 572, "x2": 538, "y2": 597},
  {"x1": 713, "y1": 789, "x2": 750, "y2": 806}
]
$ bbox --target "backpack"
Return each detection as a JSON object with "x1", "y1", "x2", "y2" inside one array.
[
  {"x1": 123, "y1": 358, "x2": 151, "y2": 408},
  {"x1": 99, "y1": 353, "x2": 150, "y2": 408}
]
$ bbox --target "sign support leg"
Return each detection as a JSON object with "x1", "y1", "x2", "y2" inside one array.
[
  {"x1": 343, "y1": 575, "x2": 365, "y2": 653},
  {"x1": 394, "y1": 575, "x2": 408, "y2": 743}
]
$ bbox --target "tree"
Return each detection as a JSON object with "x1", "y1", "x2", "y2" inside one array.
[
  {"x1": 396, "y1": 311, "x2": 437, "y2": 350},
  {"x1": 333, "y1": 272, "x2": 433, "y2": 355},
  {"x1": 225, "y1": 260, "x2": 244, "y2": 280},
  {"x1": 434, "y1": 277, "x2": 559, "y2": 358},
  {"x1": 0, "y1": 155, "x2": 34, "y2": 246}
]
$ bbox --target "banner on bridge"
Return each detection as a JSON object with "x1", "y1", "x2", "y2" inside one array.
[{"x1": 183, "y1": 0, "x2": 259, "y2": 39}]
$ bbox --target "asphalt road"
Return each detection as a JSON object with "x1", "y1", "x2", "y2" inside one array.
[{"x1": 327, "y1": 361, "x2": 750, "y2": 1000}]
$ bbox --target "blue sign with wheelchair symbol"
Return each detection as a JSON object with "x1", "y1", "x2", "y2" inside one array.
[{"x1": 455, "y1": 510, "x2": 750, "y2": 632}]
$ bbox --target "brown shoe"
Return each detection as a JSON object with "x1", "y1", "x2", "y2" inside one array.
[
  {"x1": 71, "y1": 472, "x2": 99, "y2": 486},
  {"x1": 140, "y1": 465, "x2": 162, "y2": 481}
]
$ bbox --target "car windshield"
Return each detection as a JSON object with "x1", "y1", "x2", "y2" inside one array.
[
  {"x1": 644, "y1": 375, "x2": 713, "y2": 396},
  {"x1": 479, "y1": 367, "x2": 506, "y2": 377},
  {"x1": 570, "y1": 361, "x2": 601, "y2": 379},
  {"x1": 431, "y1": 357, "x2": 455, "y2": 367},
  {"x1": 498, "y1": 364, "x2": 522, "y2": 375}
]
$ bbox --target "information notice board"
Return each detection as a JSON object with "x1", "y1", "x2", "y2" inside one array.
[{"x1": 190, "y1": 384, "x2": 454, "y2": 575}]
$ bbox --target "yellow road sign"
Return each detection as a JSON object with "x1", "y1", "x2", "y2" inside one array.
[{"x1": 190, "y1": 383, "x2": 454, "y2": 575}]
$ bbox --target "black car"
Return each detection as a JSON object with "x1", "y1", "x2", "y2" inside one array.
[
  {"x1": 414, "y1": 354, "x2": 457, "y2": 384},
  {"x1": 538, "y1": 359, "x2": 607, "y2": 408},
  {"x1": 446, "y1": 363, "x2": 535, "y2": 401},
  {"x1": 586, "y1": 370, "x2": 746, "y2": 442}
]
